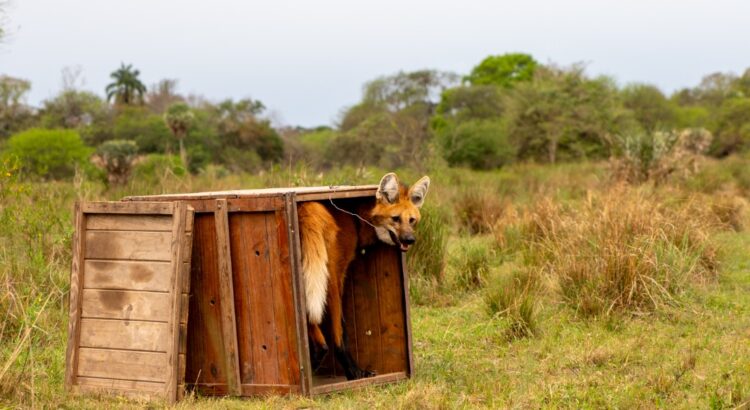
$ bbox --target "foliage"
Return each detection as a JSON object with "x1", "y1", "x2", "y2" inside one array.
[
  {"x1": 164, "y1": 102, "x2": 194, "y2": 167},
  {"x1": 131, "y1": 153, "x2": 186, "y2": 186},
  {"x1": 450, "y1": 239, "x2": 493, "y2": 290},
  {"x1": 106, "y1": 63, "x2": 147, "y2": 105},
  {"x1": 0, "y1": 75, "x2": 33, "y2": 138},
  {"x1": 112, "y1": 106, "x2": 172, "y2": 153},
  {"x1": 38, "y1": 90, "x2": 112, "y2": 145},
  {"x1": 708, "y1": 97, "x2": 750, "y2": 157},
  {"x1": 464, "y1": 53, "x2": 538, "y2": 88},
  {"x1": 2, "y1": 128, "x2": 92, "y2": 179},
  {"x1": 407, "y1": 204, "x2": 449, "y2": 304},
  {"x1": 436, "y1": 119, "x2": 514, "y2": 169},
  {"x1": 621, "y1": 83, "x2": 675, "y2": 132},
  {"x1": 96, "y1": 140, "x2": 138, "y2": 185},
  {"x1": 454, "y1": 188, "x2": 505, "y2": 234}
]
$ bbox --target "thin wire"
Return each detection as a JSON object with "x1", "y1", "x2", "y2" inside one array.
[{"x1": 327, "y1": 186, "x2": 378, "y2": 229}]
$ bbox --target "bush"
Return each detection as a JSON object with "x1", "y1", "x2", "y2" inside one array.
[
  {"x1": 515, "y1": 188, "x2": 721, "y2": 317},
  {"x1": 96, "y1": 140, "x2": 138, "y2": 185},
  {"x1": 484, "y1": 268, "x2": 539, "y2": 339},
  {"x1": 407, "y1": 204, "x2": 449, "y2": 305},
  {"x1": 132, "y1": 154, "x2": 185, "y2": 186},
  {"x1": 436, "y1": 119, "x2": 515, "y2": 169},
  {"x1": 2, "y1": 128, "x2": 92, "y2": 179},
  {"x1": 454, "y1": 189, "x2": 505, "y2": 235}
]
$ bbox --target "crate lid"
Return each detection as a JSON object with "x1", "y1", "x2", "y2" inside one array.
[{"x1": 123, "y1": 185, "x2": 378, "y2": 202}]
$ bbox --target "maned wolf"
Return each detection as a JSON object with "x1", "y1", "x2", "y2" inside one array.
[{"x1": 298, "y1": 172, "x2": 430, "y2": 380}]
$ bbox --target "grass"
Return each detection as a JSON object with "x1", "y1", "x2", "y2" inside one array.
[{"x1": 2, "y1": 158, "x2": 750, "y2": 408}]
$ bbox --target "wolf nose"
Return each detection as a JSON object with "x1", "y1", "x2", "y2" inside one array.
[{"x1": 401, "y1": 235, "x2": 415, "y2": 245}]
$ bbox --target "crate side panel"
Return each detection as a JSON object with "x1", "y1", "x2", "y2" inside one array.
[
  {"x1": 185, "y1": 213, "x2": 229, "y2": 387},
  {"x1": 349, "y1": 251, "x2": 383, "y2": 374},
  {"x1": 374, "y1": 246, "x2": 408, "y2": 374}
]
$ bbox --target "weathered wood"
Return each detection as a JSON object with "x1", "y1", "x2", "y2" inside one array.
[
  {"x1": 240, "y1": 383, "x2": 301, "y2": 395},
  {"x1": 86, "y1": 214, "x2": 172, "y2": 231},
  {"x1": 215, "y1": 199, "x2": 242, "y2": 396},
  {"x1": 82, "y1": 201, "x2": 174, "y2": 215},
  {"x1": 83, "y1": 260, "x2": 172, "y2": 292},
  {"x1": 375, "y1": 247, "x2": 408, "y2": 374},
  {"x1": 166, "y1": 202, "x2": 190, "y2": 402},
  {"x1": 77, "y1": 377, "x2": 165, "y2": 393},
  {"x1": 401, "y1": 252, "x2": 414, "y2": 377},
  {"x1": 227, "y1": 197, "x2": 281, "y2": 212},
  {"x1": 123, "y1": 185, "x2": 378, "y2": 202},
  {"x1": 185, "y1": 213, "x2": 228, "y2": 387},
  {"x1": 85, "y1": 231, "x2": 172, "y2": 261},
  {"x1": 81, "y1": 289, "x2": 171, "y2": 322},
  {"x1": 351, "y1": 250, "x2": 383, "y2": 374},
  {"x1": 311, "y1": 371, "x2": 407, "y2": 395},
  {"x1": 65, "y1": 202, "x2": 85, "y2": 390},
  {"x1": 79, "y1": 318, "x2": 169, "y2": 352},
  {"x1": 286, "y1": 194, "x2": 313, "y2": 395},
  {"x1": 77, "y1": 348, "x2": 167, "y2": 382}
]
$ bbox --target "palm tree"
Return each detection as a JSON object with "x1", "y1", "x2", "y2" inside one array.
[
  {"x1": 164, "y1": 102, "x2": 194, "y2": 167},
  {"x1": 106, "y1": 63, "x2": 146, "y2": 105}
]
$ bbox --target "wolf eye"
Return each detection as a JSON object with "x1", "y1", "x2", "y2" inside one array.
[
  {"x1": 391, "y1": 216, "x2": 401, "y2": 223},
  {"x1": 409, "y1": 217, "x2": 416, "y2": 225}
]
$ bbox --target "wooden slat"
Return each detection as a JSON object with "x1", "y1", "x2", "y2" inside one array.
[
  {"x1": 240, "y1": 383, "x2": 301, "y2": 396},
  {"x1": 166, "y1": 202, "x2": 190, "y2": 402},
  {"x1": 401, "y1": 252, "x2": 414, "y2": 377},
  {"x1": 79, "y1": 318, "x2": 169, "y2": 352},
  {"x1": 83, "y1": 260, "x2": 172, "y2": 292},
  {"x1": 374, "y1": 247, "x2": 408, "y2": 374},
  {"x1": 311, "y1": 371, "x2": 407, "y2": 395},
  {"x1": 65, "y1": 202, "x2": 85, "y2": 390},
  {"x1": 85, "y1": 231, "x2": 172, "y2": 261},
  {"x1": 227, "y1": 197, "x2": 281, "y2": 212},
  {"x1": 77, "y1": 376, "x2": 165, "y2": 393},
  {"x1": 286, "y1": 195, "x2": 312, "y2": 395},
  {"x1": 185, "y1": 214, "x2": 228, "y2": 386},
  {"x1": 351, "y1": 249, "x2": 383, "y2": 374},
  {"x1": 183, "y1": 233, "x2": 193, "y2": 262},
  {"x1": 82, "y1": 201, "x2": 175, "y2": 215},
  {"x1": 230, "y1": 212, "x2": 280, "y2": 385},
  {"x1": 215, "y1": 200, "x2": 241, "y2": 396},
  {"x1": 268, "y1": 209, "x2": 299, "y2": 385},
  {"x1": 77, "y1": 348, "x2": 167, "y2": 382},
  {"x1": 86, "y1": 214, "x2": 172, "y2": 231},
  {"x1": 81, "y1": 289, "x2": 170, "y2": 322}
]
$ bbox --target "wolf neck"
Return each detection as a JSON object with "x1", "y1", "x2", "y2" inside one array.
[{"x1": 354, "y1": 202, "x2": 378, "y2": 248}]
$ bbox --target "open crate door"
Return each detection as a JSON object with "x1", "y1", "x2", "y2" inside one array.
[{"x1": 65, "y1": 201, "x2": 194, "y2": 403}]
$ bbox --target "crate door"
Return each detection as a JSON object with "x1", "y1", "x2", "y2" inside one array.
[{"x1": 65, "y1": 201, "x2": 194, "y2": 403}]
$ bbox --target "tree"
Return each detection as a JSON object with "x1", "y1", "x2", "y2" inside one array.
[
  {"x1": 436, "y1": 119, "x2": 514, "y2": 169},
  {"x1": 709, "y1": 98, "x2": 750, "y2": 156},
  {"x1": 2, "y1": 128, "x2": 92, "y2": 179},
  {"x1": 106, "y1": 63, "x2": 147, "y2": 105},
  {"x1": 163, "y1": 103, "x2": 194, "y2": 167},
  {"x1": 146, "y1": 79, "x2": 184, "y2": 114},
  {"x1": 465, "y1": 53, "x2": 538, "y2": 88},
  {"x1": 39, "y1": 90, "x2": 113, "y2": 144},
  {"x1": 0, "y1": 75, "x2": 33, "y2": 138},
  {"x1": 621, "y1": 83, "x2": 674, "y2": 132},
  {"x1": 97, "y1": 140, "x2": 138, "y2": 185}
]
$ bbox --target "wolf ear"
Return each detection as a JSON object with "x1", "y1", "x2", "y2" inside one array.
[
  {"x1": 376, "y1": 173, "x2": 400, "y2": 204},
  {"x1": 408, "y1": 176, "x2": 430, "y2": 208}
]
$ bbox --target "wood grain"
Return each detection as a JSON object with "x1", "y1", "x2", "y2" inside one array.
[
  {"x1": 79, "y1": 318, "x2": 169, "y2": 352},
  {"x1": 65, "y1": 202, "x2": 85, "y2": 390},
  {"x1": 77, "y1": 348, "x2": 167, "y2": 382},
  {"x1": 215, "y1": 199, "x2": 241, "y2": 395},
  {"x1": 81, "y1": 289, "x2": 170, "y2": 322},
  {"x1": 86, "y1": 214, "x2": 172, "y2": 231},
  {"x1": 166, "y1": 202, "x2": 189, "y2": 401},
  {"x1": 83, "y1": 260, "x2": 172, "y2": 292},
  {"x1": 84, "y1": 231, "x2": 172, "y2": 261},
  {"x1": 77, "y1": 377, "x2": 165, "y2": 393},
  {"x1": 374, "y1": 246, "x2": 407, "y2": 374},
  {"x1": 82, "y1": 201, "x2": 175, "y2": 215}
]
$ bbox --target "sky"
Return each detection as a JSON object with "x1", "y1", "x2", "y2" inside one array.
[{"x1": 1, "y1": 0, "x2": 749, "y2": 127}]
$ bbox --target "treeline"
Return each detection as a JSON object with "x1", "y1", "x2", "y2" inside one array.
[{"x1": 1, "y1": 55, "x2": 750, "y2": 182}]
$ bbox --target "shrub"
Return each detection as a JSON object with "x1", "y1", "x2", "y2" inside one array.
[
  {"x1": 96, "y1": 139, "x2": 138, "y2": 185},
  {"x1": 450, "y1": 240, "x2": 493, "y2": 290},
  {"x1": 2, "y1": 128, "x2": 92, "y2": 179},
  {"x1": 454, "y1": 189, "x2": 505, "y2": 235},
  {"x1": 484, "y1": 268, "x2": 539, "y2": 339},
  {"x1": 132, "y1": 154, "x2": 185, "y2": 186},
  {"x1": 436, "y1": 119, "x2": 515, "y2": 170},
  {"x1": 515, "y1": 188, "x2": 721, "y2": 316}
]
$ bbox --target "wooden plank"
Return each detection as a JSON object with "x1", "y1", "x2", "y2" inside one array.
[
  {"x1": 351, "y1": 249, "x2": 383, "y2": 374},
  {"x1": 311, "y1": 371, "x2": 407, "y2": 395},
  {"x1": 240, "y1": 383, "x2": 301, "y2": 396},
  {"x1": 287, "y1": 195, "x2": 312, "y2": 395},
  {"x1": 401, "y1": 252, "x2": 414, "y2": 377},
  {"x1": 81, "y1": 289, "x2": 170, "y2": 322},
  {"x1": 85, "y1": 231, "x2": 172, "y2": 261},
  {"x1": 83, "y1": 260, "x2": 171, "y2": 292},
  {"x1": 183, "y1": 233, "x2": 193, "y2": 262},
  {"x1": 166, "y1": 202, "x2": 190, "y2": 402},
  {"x1": 77, "y1": 377, "x2": 165, "y2": 393},
  {"x1": 268, "y1": 208, "x2": 299, "y2": 385},
  {"x1": 374, "y1": 246, "x2": 408, "y2": 374},
  {"x1": 79, "y1": 318, "x2": 169, "y2": 352},
  {"x1": 229, "y1": 212, "x2": 280, "y2": 385},
  {"x1": 82, "y1": 201, "x2": 174, "y2": 215},
  {"x1": 77, "y1": 348, "x2": 167, "y2": 382},
  {"x1": 185, "y1": 213, "x2": 228, "y2": 387},
  {"x1": 123, "y1": 185, "x2": 378, "y2": 202},
  {"x1": 215, "y1": 199, "x2": 242, "y2": 396},
  {"x1": 65, "y1": 202, "x2": 85, "y2": 390},
  {"x1": 227, "y1": 197, "x2": 282, "y2": 212},
  {"x1": 86, "y1": 214, "x2": 172, "y2": 231}
]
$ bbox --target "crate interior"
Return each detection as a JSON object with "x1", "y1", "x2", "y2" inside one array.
[{"x1": 307, "y1": 198, "x2": 411, "y2": 389}]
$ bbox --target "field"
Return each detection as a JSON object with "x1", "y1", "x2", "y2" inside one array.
[{"x1": 1, "y1": 158, "x2": 750, "y2": 409}]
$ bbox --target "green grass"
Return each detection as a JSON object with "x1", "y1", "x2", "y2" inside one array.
[{"x1": 2, "y1": 161, "x2": 750, "y2": 408}]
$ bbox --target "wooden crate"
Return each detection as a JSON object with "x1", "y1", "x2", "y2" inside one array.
[
  {"x1": 65, "y1": 201, "x2": 194, "y2": 402},
  {"x1": 123, "y1": 186, "x2": 414, "y2": 397}
]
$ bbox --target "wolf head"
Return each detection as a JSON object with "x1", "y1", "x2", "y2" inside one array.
[{"x1": 369, "y1": 172, "x2": 430, "y2": 252}]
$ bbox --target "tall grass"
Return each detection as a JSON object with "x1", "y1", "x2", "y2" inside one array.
[{"x1": 407, "y1": 204, "x2": 450, "y2": 305}]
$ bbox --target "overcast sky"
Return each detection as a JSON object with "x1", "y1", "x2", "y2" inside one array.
[{"x1": 1, "y1": 0, "x2": 749, "y2": 127}]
